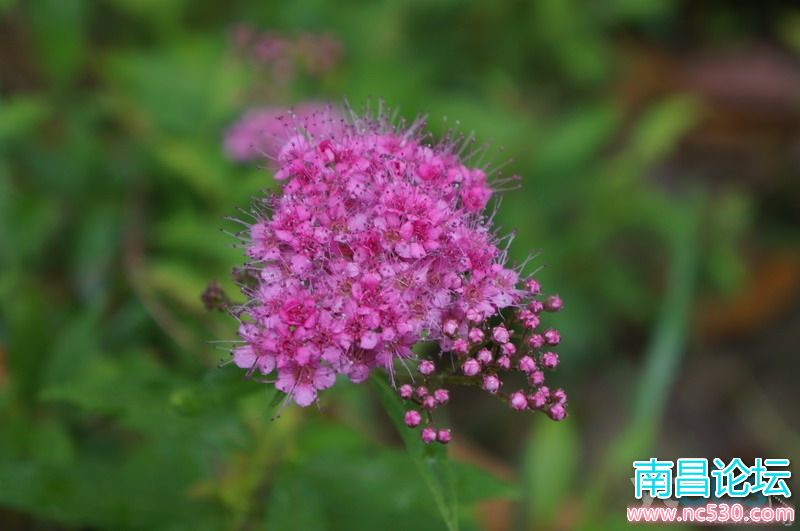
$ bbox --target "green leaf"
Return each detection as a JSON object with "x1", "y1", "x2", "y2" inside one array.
[
  {"x1": 628, "y1": 95, "x2": 699, "y2": 165},
  {"x1": 531, "y1": 104, "x2": 619, "y2": 178},
  {"x1": 145, "y1": 259, "x2": 211, "y2": 312},
  {"x1": 266, "y1": 419, "x2": 457, "y2": 531},
  {"x1": 0, "y1": 97, "x2": 49, "y2": 144},
  {"x1": 152, "y1": 137, "x2": 232, "y2": 200},
  {"x1": 26, "y1": 0, "x2": 87, "y2": 85},
  {"x1": 264, "y1": 471, "x2": 329, "y2": 531},
  {"x1": 372, "y1": 375, "x2": 460, "y2": 531},
  {"x1": 523, "y1": 415, "x2": 578, "y2": 526},
  {"x1": 453, "y1": 460, "x2": 520, "y2": 505},
  {"x1": 169, "y1": 367, "x2": 269, "y2": 417}
]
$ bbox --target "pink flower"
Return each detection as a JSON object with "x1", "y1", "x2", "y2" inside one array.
[
  {"x1": 278, "y1": 296, "x2": 317, "y2": 328},
  {"x1": 275, "y1": 363, "x2": 335, "y2": 407},
  {"x1": 232, "y1": 345, "x2": 276, "y2": 374},
  {"x1": 359, "y1": 330, "x2": 379, "y2": 349},
  {"x1": 462, "y1": 183, "x2": 492, "y2": 212},
  {"x1": 226, "y1": 104, "x2": 567, "y2": 429}
]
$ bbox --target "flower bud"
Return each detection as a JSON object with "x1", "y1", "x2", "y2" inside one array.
[
  {"x1": 528, "y1": 389, "x2": 548, "y2": 409},
  {"x1": 466, "y1": 308, "x2": 482, "y2": 322},
  {"x1": 404, "y1": 410, "x2": 422, "y2": 427},
  {"x1": 529, "y1": 370, "x2": 545, "y2": 386},
  {"x1": 468, "y1": 328, "x2": 485, "y2": 344},
  {"x1": 518, "y1": 355, "x2": 536, "y2": 373},
  {"x1": 543, "y1": 329, "x2": 560, "y2": 346},
  {"x1": 422, "y1": 395, "x2": 436, "y2": 410},
  {"x1": 462, "y1": 358, "x2": 481, "y2": 376},
  {"x1": 492, "y1": 326, "x2": 510, "y2": 344},
  {"x1": 421, "y1": 427, "x2": 437, "y2": 444},
  {"x1": 551, "y1": 388, "x2": 567, "y2": 404},
  {"x1": 540, "y1": 351, "x2": 559, "y2": 369},
  {"x1": 418, "y1": 360, "x2": 435, "y2": 376},
  {"x1": 452, "y1": 338, "x2": 469, "y2": 355},
  {"x1": 437, "y1": 429, "x2": 452, "y2": 444},
  {"x1": 527, "y1": 334, "x2": 544, "y2": 349},
  {"x1": 399, "y1": 384, "x2": 413, "y2": 399},
  {"x1": 523, "y1": 314, "x2": 540, "y2": 330},
  {"x1": 476, "y1": 348, "x2": 493, "y2": 365},
  {"x1": 548, "y1": 403, "x2": 567, "y2": 421},
  {"x1": 443, "y1": 319, "x2": 458, "y2": 336},
  {"x1": 544, "y1": 295, "x2": 563, "y2": 312},
  {"x1": 433, "y1": 388, "x2": 449, "y2": 405},
  {"x1": 482, "y1": 374, "x2": 501, "y2": 393},
  {"x1": 509, "y1": 391, "x2": 528, "y2": 411},
  {"x1": 525, "y1": 279, "x2": 541, "y2": 294}
]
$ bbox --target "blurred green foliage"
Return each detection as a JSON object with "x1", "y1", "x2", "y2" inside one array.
[{"x1": 2, "y1": 0, "x2": 795, "y2": 529}]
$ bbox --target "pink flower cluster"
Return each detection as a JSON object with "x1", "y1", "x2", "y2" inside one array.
[{"x1": 229, "y1": 106, "x2": 567, "y2": 440}]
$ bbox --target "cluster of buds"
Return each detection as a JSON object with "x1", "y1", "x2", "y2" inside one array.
[
  {"x1": 398, "y1": 288, "x2": 567, "y2": 444},
  {"x1": 399, "y1": 366, "x2": 452, "y2": 444}
]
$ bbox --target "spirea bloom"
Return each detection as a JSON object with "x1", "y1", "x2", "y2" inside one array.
[{"x1": 227, "y1": 104, "x2": 567, "y2": 440}]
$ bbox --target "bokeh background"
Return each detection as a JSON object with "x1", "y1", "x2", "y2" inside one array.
[{"x1": 1, "y1": 1, "x2": 798, "y2": 529}]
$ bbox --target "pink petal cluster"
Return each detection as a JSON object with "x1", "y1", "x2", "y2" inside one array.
[{"x1": 229, "y1": 106, "x2": 567, "y2": 437}]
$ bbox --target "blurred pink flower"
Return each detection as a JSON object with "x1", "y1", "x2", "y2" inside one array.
[{"x1": 224, "y1": 103, "x2": 342, "y2": 163}]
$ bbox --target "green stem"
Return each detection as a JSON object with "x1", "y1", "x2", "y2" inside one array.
[{"x1": 582, "y1": 193, "x2": 704, "y2": 518}]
